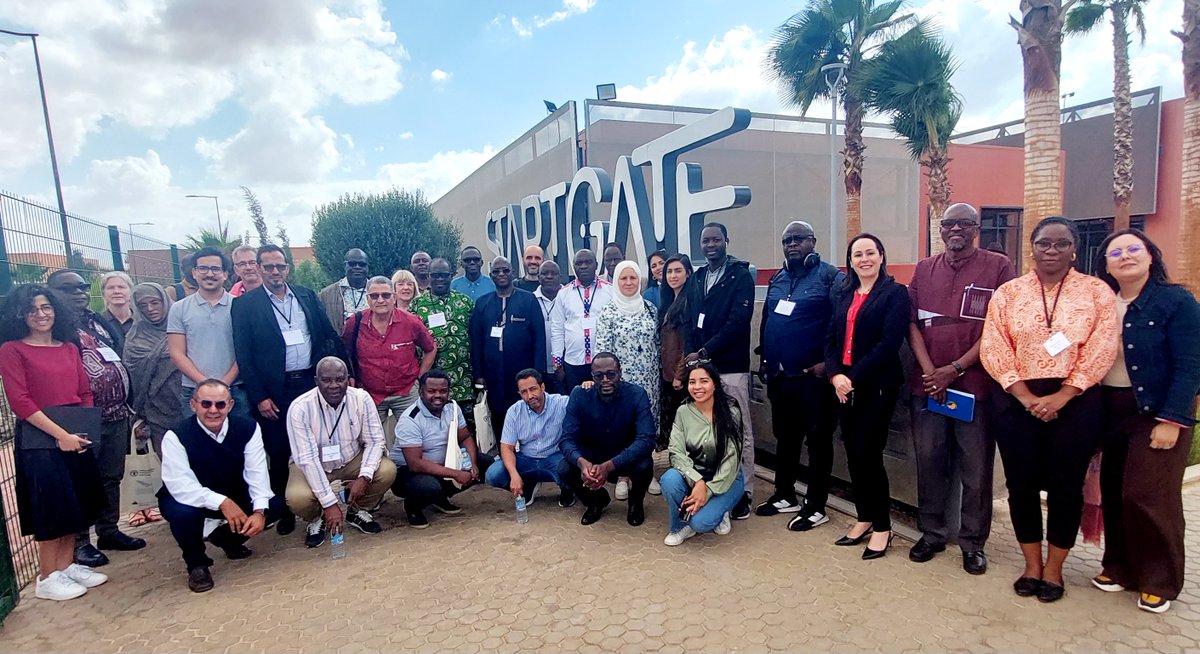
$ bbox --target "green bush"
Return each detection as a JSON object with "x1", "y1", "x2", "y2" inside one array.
[{"x1": 291, "y1": 258, "x2": 333, "y2": 291}]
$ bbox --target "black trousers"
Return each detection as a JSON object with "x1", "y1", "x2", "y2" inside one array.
[
  {"x1": 910, "y1": 397, "x2": 996, "y2": 551},
  {"x1": 77, "y1": 416, "x2": 129, "y2": 546},
  {"x1": 558, "y1": 453, "x2": 653, "y2": 508},
  {"x1": 768, "y1": 373, "x2": 838, "y2": 512},
  {"x1": 992, "y1": 379, "x2": 1102, "y2": 549},
  {"x1": 254, "y1": 372, "x2": 315, "y2": 504},
  {"x1": 159, "y1": 492, "x2": 285, "y2": 571},
  {"x1": 839, "y1": 384, "x2": 899, "y2": 532},
  {"x1": 658, "y1": 379, "x2": 688, "y2": 450},
  {"x1": 392, "y1": 455, "x2": 495, "y2": 515},
  {"x1": 563, "y1": 364, "x2": 592, "y2": 391}
]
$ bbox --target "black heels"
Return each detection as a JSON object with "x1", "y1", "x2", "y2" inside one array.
[
  {"x1": 834, "y1": 526, "x2": 872, "y2": 546},
  {"x1": 862, "y1": 531, "x2": 894, "y2": 560}
]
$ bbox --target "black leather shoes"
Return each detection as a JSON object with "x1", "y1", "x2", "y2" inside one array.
[
  {"x1": 221, "y1": 543, "x2": 253, "y2": 560},
  {"x1": 275, "y1": 513, "x2": 296, "y2": 536},
  {"x1": 97, "y1": 531, "x2": 147, "y2": 551},
  {"x1": 1013, "y1": 576, "x2": 1042, "y2": 597},
  {"x1": 581, "y1": 504, "x2": 605, "y2": 525},
  {"x1": 962, "y1": 550, "x2": 988, "y2": 575},
  {"x1": 1037, "y1": 580, "x2": 1066, "y2": 603},
  {"x1": 627, "y1": 502, "x2": 645, "y2": 527},
  {"x1": 908, "y1": 537, "x2": 945, "y2": 563},
  {"x1": 73, "y1": 543, "x2": 109, "y2": 568},
  {"x1": 187, "y1": 566, "x2": 214, "y2": 593},
  {"x1": 834, "y1": 528, "x2": 871, "y2": 547}
]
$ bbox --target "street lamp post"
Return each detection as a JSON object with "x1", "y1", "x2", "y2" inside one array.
[
  {"x1": 185, "y1": 194, "x2": 223, "y2": 235},
  {"x1": 822, "y1": 62, "x2": 847, "y2": 265},
  {"x1": 126, "y1": 221, "x2": 152, "y2": 273},
  {"x1": 1, "y1": 28, "x2": 72, "y2": 260}
]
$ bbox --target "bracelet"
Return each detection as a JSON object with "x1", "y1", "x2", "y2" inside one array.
[{"x1": 951, "y1": 361, "x2": 965, "y2": 376}]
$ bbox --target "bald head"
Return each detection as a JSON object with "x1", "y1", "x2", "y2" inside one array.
[
  {"x1": 522, "y1": 245, "x2": 544, "y2": 279},
  {"x1": 490, "y1": 256, "x2": 514, "y2": 290},
  {"x1": 315, "y1": 357, "x2": 349, "y2": 406},
  {"x1": 782, "y1": 220, "x2": 818, "y2": 267},
  {"x1": 940, "y1": 203, "x2": 981, "y2": 253},
  {"x1": 344, "y1": 248, "x2": 369, "y2": 287},
  {"x1": 943, "y1": 203, "x2": 979, "y2": 223}
]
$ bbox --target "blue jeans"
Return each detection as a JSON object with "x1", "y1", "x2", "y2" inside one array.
[
  {"x1": 182, "y1": 383, "x2": 252, "y2": 422},
  {"x1": 661, "y1": 468, "x2": 746, "y2": 534},
  {"x1": 485, "y1": 451, "x2": 567, "y2": 491}
]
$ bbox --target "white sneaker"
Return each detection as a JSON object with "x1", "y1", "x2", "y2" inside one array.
[
  {"x1": 63, "y1": 563, "x2": 108, "y2": 588},
  {"x1": 647, "y1": 477, "x2": 662, "y2": 496},
  {"x1": 664, "y1": 525, "x2": 697, "y2": 546},
  {"x1": 715, "y1": 512, "x2": 732, "y2": 535},
  {"x1": 615, "y1": 478, "x2": 629, "y2": 501},
  {"x1": 35, "y1": 571, "x2": 87, "y2": 601}
]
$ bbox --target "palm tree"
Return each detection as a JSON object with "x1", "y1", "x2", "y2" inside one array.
[
  {"x1": 1175, "y1": 0, "x2": 1200, "y2": 293},
  {"x1": 183, "y1": 227, "x2": 242, "y2": 254},
  {"x1": 1010, "y1": 0, "x2": 1077, "y2": 255},
  {"x1": 854, "y1": 24, "x2": 961, "y2": 256},
  {"x1": 767, "y1": 0, "x2": 916, "y2": 242},
  {"x1": 1066, "y1": 0, "x2": 1149, "y2": 230}
]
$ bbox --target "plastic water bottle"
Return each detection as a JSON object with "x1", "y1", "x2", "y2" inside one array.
[
  {"x1": 460, "y1": 446, "x2": 472, "y2": 472},
  {"x1": 515, "y1": 496, "x2": 529, "y2": 524},
  {"x1": 330, "y1": 531, "x2": 346, "y2": 560}
]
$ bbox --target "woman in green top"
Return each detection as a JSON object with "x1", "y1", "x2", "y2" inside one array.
[{"x1": 661, "y1": 361, "x2": 745, "y2": 546}]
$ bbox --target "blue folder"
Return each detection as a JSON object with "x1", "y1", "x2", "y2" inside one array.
[{"x1": 926, "y1": 389, "x2": 976, "y2": 422}]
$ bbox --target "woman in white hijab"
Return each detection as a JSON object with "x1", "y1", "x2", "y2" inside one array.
[{"x1": 595, "y1": 260, "x2": 661, "y2": 426}]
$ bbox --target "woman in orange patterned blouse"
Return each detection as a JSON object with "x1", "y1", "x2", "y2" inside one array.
[{"x1": 981, "y1": 216, "x2": 1118, "y2": 604}]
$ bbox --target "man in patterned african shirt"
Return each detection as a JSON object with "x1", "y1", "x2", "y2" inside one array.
[{"x1": 410, "y1": 258, "x2": 476, "y2": 429}]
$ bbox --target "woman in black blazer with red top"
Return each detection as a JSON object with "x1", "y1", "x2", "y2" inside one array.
[{"x1": 825, "y1": 233, "x2": 911, "y2": 560}]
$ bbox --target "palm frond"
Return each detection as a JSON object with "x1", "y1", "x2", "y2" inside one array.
[{"x1": 1065, "y1": 0, "x2": 1107, "y2": 34}]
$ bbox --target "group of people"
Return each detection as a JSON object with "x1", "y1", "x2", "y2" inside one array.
[{"x1": 1, "y1": 208, "x2": 1195, "y2": 617}]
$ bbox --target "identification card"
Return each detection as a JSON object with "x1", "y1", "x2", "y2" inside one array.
[
  {"x1": 774, "y1": 300, "x2": 796, "y2": 316},
  {"x1": 581, "y1": 316, "x2": 597, "y2": 331},
  {"x1": 97, "y1": 346, "x2": 121, "y2": 362},
  {"x1": 959, "y1": 284, "x2": 995, "y2": 321},
  {"x1": 1043, "y1": 331, "x2": 1071, "y2": 356},
  {"x1": 321, "y1": 445, "x2": 341, "y2": 463},
  {"x1": 697, "y1": 313, "x2": 706, "y2": 329},
  {"x1": 282, "y1": 329, "x2": 306, "y2": 346},
  {"x1": 427, "y1": 312, "x2": 447, "y2": 328},
  {"x1": 490, "y1": 325, "x2": 504, "y2": 338}
]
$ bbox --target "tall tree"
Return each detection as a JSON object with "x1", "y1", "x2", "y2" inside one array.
[
  {"x1": 242, "y1": 186, "x2": 271, "y2": 245},
  {"x1": 1011, "y1": 0, "x2": 1077, "y2": 258},
  {"x1": 854, "y1": 24, "x2": 961, "y2": 255},
  {"x1": 275, "y1": 220, "x2": 295, "y2": 264},
  {"x1": 1175, "y1": 0, "x2": 1200, "y2": 293},
  {"x1": 183, "y1": 227, "x2": 242, "y2": 254},
  {"x1": 1066, "y1": 0, "x2": 1149, "y2": 230},
  {"x1": 767, "y1": 0, "x2": 915, "y2": 242}
]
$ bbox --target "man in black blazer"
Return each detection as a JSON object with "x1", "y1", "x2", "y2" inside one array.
[{"x1": 232, "y1": 244, "x2": 346, "y2": 535}]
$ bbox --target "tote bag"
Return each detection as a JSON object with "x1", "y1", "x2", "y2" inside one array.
[
  {"x1": 473, "y1": 392, "x2": 496, "y2": 454},
  {"x1": 120, "y1": 419, "x2": 161, "y2": 513}
]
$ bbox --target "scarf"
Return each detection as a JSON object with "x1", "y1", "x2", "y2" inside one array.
[
  {"x1": 611, "y1": 260, "x2": 647, "y2": 318},
  {"x1": 123, "y1": 283, "x2": 181, "y2": 429}
]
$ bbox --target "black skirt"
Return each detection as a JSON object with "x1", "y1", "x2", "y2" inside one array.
[{"x1": 15, "y1": 445, "x2": 106, "y2": 541}]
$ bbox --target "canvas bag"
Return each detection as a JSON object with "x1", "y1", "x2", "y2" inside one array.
[
  {"x1": 473, "y1": 391, "x2": 496, "y2": 454},
  {"x1": 120, "y1": 420, "x2": 161, "y2": 512},
  {"x1": 443, "y1": 400, "x2": 463, "y2": 474}
]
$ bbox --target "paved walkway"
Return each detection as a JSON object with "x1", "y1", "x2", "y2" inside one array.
[{"x1": 1, "y1": 472, "x2": 1198, "y2": 653}]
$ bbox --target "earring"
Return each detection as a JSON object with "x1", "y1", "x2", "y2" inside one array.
[{"x1": 1071, "y1": 254, "x2": 1077, "y2": 261}]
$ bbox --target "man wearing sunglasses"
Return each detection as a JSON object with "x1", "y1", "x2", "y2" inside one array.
[
  {"x1": 906, "y1": 203, "x2": 1015, "y2": 575},
  {"x1": 319, "y1": 248, "x2": 371, "y2": 331},
  {"x1": 232, "y1": 244, "x2": 347, "y2": 537},
  {"x1": 450, "y1": 246, "x2": 495, "y2": 304},
  {"x1": 158, "y1": 379, "x2": 286, "y2": 592},
  {"x1": 557, "y1": 352, "x2": 655, "y2": 526},
  {"x1": 47, "y1": 269, "x2": 146, "y2": 566}
]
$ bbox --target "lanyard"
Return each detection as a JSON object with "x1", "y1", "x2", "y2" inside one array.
[
  {"x1": 348, "y1": 287, "x2": 366, "y2": 310},
  {"x1": 272, "y1": 292, "x2": 294, "y2": 326},
  {"x1": 1038, "y1": 269, "x2": 1068, "y2": 331},
  {"x1": 318, "y1": 400, "x2": 347, "y2": 445},
  {"x1": 784, "y1": 266, "x2": 804, "y2": 301},
  {"x1": 576, "y1": 281, "x2": 596, "y2": 317}
]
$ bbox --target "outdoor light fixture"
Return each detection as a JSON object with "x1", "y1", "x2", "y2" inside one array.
[
  {"x1": 544, "y1": 100, "x2": 558, "y2": 113},
  {"x1": 821, "y1": 62, "x2": 847, "y2": 265},
  {"x1": 185, "y1": 194, "x2": 223, "y2": 235},
  {"x1": 596, "y1": 83, "x2": 617, "y2": 101}
]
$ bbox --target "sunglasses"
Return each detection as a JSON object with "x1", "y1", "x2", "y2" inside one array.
[
  {"x1": 345, "y1": 261, "x2": 368, "y2": 267},
  {"x1": 782, "y1": 235, "x2": 815, "y2": 246},
  {"x1": 462, "y1": 257, "x2": 482, "y2": 264},
  {"x1": 198, "y1": 400, "x2": 229, "y2": 410},
  {"x1": 56, "y1": 282, "x2": 91, "y2": 293},
  {"x1": 430, "y1": 272, "x2": 453, "y2": 280},
  {"x1": 1033, "y1": 239, "x2": 1074, "y2": 253},
  {"x1": 491, "y1": 268, "x2": 513, "y2": 275},
  {"x1": 940, "y1": 218, "x2": 979, "y2": 229},
  {"x1": 591, "y1": 370, "x2": 618, "y2": 381},
  {"x1": 368, "y1": 292, "x2": 393, "y2": 300},
  {"x1": 261, "y1": 263, "x2": 289, "y2": 272},
  {"x1": 685, "y1": 357, "x2": 712, "y2": 369}
]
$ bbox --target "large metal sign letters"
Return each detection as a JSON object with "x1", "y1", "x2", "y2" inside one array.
[{"x1": 485, "y1": 106, "x2": 752, "y2": 272}]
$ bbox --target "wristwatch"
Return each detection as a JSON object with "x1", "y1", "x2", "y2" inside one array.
[{"x1": 951, "y1": 361, "x2": 966, "y2": 376}]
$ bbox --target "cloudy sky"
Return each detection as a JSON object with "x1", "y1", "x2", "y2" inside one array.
[{"x1": 0, "y1": 0, "x2": 1185, "y2": 247}]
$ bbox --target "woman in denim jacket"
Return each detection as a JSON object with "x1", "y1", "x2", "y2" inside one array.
[{"x1": 1092, "y1": 228, "x2": 1200, "y2": 614}]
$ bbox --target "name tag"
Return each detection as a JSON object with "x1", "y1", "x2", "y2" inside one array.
[
  {"x1": 321, "y1": 445, "x2": 341, "y2": 463},
  {"x1": 697, "y1": 313, "x2": 705, "y2": 329},
  {"x1": 97, "y1": 346, "x2": 121, "y2": 362},
  {"x1": 490, "y1": 326, "x2": 504, "y2": 338},
  {"x1": 774, "y1": 300, "x2": 796, "y2": 316},
  {"x1": 282, "y1": 329, "x2": 306, "y2": 346},
  {"x1": 581, "y1": 316, "x2": 597, "y2": 331},
  {"x1": 427, "y1": 312, "x2": 447, "y2": 328},
  {"x1": 1043, "y1": 331, "x2": 1071, "y2": 357}
]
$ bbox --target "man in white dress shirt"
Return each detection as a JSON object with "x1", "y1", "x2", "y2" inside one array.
[
  {"x1": 548, "y1": 249, "x2": 613, "y2": 390},
  {"x1": 158, "y1": 379, "x2": 284, "y2": 593}
]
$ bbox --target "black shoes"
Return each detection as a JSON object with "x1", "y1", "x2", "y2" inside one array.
[
  {"x1": 187, "y1": 566, "x2": 214, "y2": 593},
  {"x1": 862, "y1": 532, "x2": 894, "y2": 560},
  {"x1": 731, "y1": 493, "x2": 752, "y2": 520},
  {"x1": 1013, "y1": 576, "x2": 1042, "y2": 597},
  {"x1": 581, "y1": 504, "x2": 605, "y2": 525},
  {"x1": 406, "y1": 510, "x2": 430, "y2": 529},
  {"x1": 275, "y1": 513, "x2": 296, "y2": 536},
  {"x1": 97, "y1": 531, "x2": 147, "y2": 551},
  {"x1": 754, "y1": 494, "x2": 801, "y2": 517},
  {"x1": 908, "y1": 537, "x2": 946, "y2": 563},
  {"x1": 1037, "y1": 580, "x2": 1066, "y2": 603},
  {"x1": 962, "y1": 550, "x2": 988, "y2": 575},
  {"x1": 834, "y1": 528, "x2": 871, "y2": 547},
  {"x1": 558, "y1": 487, "x2": 576, "y2": 508},
  {"x1": 73, "y1": 543, "x2": 109, "y2": 568},
  {"x1": 627, "y1": 502, "x2": 645, "y2": 527},
  {"x1": 432, "y1": 497, "x2": 462, "y2": 515}
]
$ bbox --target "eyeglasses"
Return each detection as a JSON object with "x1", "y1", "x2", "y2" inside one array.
[
  {"x1": 198, "y1": 400, "x2": 228, "y2": 410},
  {"x1": 193, "y1": 265, "x2": 225, "y2": 274},
  {"x1": 940, "y1": 218, "x2": 979, "y2": 229},
  {"x1": 261, "y1": 263, "x2": 289, "y2": 272},
  {"x1": 55, "y1": 282, "x2": 91, "y2": 293},
  {"x1": 26, "y1": 305, "x2": 54, "y2": 316},
  {"x1": 233, "y1": 261, "x2": 258, "y2": 270},
  {"x1": 782, "y1": 235, "x2": 816, "y2": 246},
  {"x1": 430, "y1": 272, "x2": 453, "y2": 280},
  {"x1": 344, "y1": 261, "x2": 368, "y2": 267},
  {"x1": 1106, "y1": 244, "x2": 1146, "y2": 259},
  {"x1": 590, "y1": 370, "x2": 618, "y2": 381},
  {"x1": 1032, "y1": 239, "x2": 1074, "y2": 253},
  {"x1": 368, "y1": 292, "x2": 393, "y2": 300}
]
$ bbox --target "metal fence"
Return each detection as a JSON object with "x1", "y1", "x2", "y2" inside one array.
[{"x1": 0, "y1": 190, "x2": 184, "y2": 591}]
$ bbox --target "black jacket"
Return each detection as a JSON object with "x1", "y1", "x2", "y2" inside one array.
[
  {"x1": 1117, "y1": 280, "x2": 1200, "y2": 426},
  {"x1": 825, "y1": 276, "x2": 911, "y2": 390},
  {"x1": 686, "y1": 256, "x2": 754, "y2": 374},
  {"x1": 231, "y1": 284, "x2": 346, "y2": 406}
]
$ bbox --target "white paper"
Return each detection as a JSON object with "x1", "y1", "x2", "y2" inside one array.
[
  {"x1": 282, "y1": 329, "x2": 306, "y2": 346},
  {"x1": 321, "y1": 445, "x2": 341, "y2": 463},
  {"x1": 97, "y1": 346, "x2": 121, "y2": 362},
  {"x1": 774, "y1": 300, "x2": 796, "y2": 316},
  {"x1": 697, "y1": 313, "x2": 706, "y2": 329},
  {"x1": 581, "y1": 316, "x2": 597, "y2": 331},
  {"x1": 490, "y1": 325, "x2": 504, "y2": 339},
  {"x1": 427, "y1": 312, "x2": 447, "y2": 328},
  {"x1": 1043, "y1": 331, "x2": 1071, "y2": 357}
]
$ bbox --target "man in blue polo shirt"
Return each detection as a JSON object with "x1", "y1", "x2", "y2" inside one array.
[
  {"x1": 450, "y1": 246, "x2": 495, "y2": 304},
  {"x1": 484, "y1": 368, "x2": 575, "y2": 508}
]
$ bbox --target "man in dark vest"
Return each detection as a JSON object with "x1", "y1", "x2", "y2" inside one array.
[{"x1": 158, "y1": 379, "x2": 284, "y2": 593}]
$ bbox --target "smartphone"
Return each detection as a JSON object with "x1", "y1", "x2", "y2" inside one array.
[{"x1": 678, "y1": 505, "x2": 692, "y2": 522}]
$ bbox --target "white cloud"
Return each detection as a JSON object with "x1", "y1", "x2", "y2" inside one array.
[
  {"x1": 377, "y1": 146, "x2": 498, "y2": 201},
  {"x1": 500, "y1": 0, "x2": 597, "y2": 38},
  {"x1": 431, "y1": 68, "x2": 452, "y2": 83},
  {"x1": 195, "y1": 109, "x2": 341, "y2": 184},
  {"x1": 399, "y1": 132, "x2": 415, "y2": 140},
  {"x1": 511, "y1": 16, "x2": 534, "y2": 39}
]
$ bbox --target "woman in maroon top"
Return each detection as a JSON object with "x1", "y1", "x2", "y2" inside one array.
[
  {"x1": 657, "y1": 253, "x2": 694, "y2": 449},
  {"x1": 824, "y1": 234, "x2": 911, "y2": 559},
  {"x1": 0, "y1": 285, "x2": 108, "y2": 601}
]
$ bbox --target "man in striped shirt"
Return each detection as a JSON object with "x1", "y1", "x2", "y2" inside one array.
[{"x1": 285, "y1": 357, "x2": 396, "y2": 548}]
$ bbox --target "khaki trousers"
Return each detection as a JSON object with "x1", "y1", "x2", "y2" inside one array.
[{"x1": 285, "y1": 450, "x2": 397, "y2": 522}]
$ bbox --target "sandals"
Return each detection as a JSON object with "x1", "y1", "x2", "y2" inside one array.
[{"x1": 127, "y1": 508, "x2": 163, "y2": 527}]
